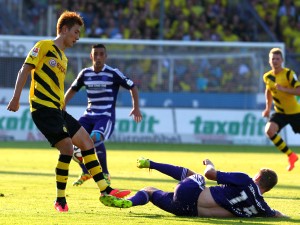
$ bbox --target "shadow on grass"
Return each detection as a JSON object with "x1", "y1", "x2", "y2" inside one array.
[
  {"x1": 125, "y1": 212, "x2": 300, "y2": 224},
  {"x1": 1, "y1": 170, "x2": 300, "y2": 191}
]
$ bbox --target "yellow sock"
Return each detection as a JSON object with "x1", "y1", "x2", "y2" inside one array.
[
  {"x1": 56, "y1": 154, "x2": 72, "y2": 198},
  {"x1": 271, "y1": 134, "x2": 292, "y2": 156},
  {"x1": 82, "y1": 148, "x2": 108, "y2": 191}
]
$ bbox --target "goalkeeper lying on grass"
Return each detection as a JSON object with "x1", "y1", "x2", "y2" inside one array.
[{"x1": 100, "y1": 157, "x2": 287, "y2": 218}]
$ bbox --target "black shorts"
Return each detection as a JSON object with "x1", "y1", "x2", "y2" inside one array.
[
  {"x1": 31, "y1": 107, "x2": 81, "y2": 147},
  {"x1": 270, "y1": 112, "x2": 300, "y2": 133}
]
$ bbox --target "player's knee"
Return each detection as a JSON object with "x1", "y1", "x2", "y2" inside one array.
[
  {"x1": 264, "y1": 126, "x2": 270, "y2": 135},
  {"x1": 264, "y1": 123, "x2": 277, "y2": 138},
  {"x1": 265, "y1": 129, "x2": 275, "y2": 138},
  {"x1": 90, "y1": 132, "x2": 103, "y2": 147},
  {"x1": 142, "y1": 187, "x2": 157, "y2": 197}
]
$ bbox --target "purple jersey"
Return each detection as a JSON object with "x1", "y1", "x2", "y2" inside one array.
[
  {"x1": 209, "y1": 171, "x2": 276, "y2": 217},
  {"x1": 71, "y1": 64, "x2": 134, "y2": 120}
]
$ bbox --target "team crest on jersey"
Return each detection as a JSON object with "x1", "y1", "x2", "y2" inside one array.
[
  {"x1": 30, "y1": 47, "x2": 39, "y2": 57},
  {"x1": 63, "y1": 126, "x2": 68, "y2": 133},
  {"x1": 49, "y1": 59, "x2": 57, "y2": 67}
]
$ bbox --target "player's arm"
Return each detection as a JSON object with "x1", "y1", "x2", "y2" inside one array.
[
  {"x1": 276, "y1": 84, "x2": 300, "y2": 96},
  {"x1": 203, "y1": 159, "x2": 217, "y2": 181},
  {"x1": 7, "y1": 64, "x2": 34, "y2": 112},
  {"x1": 64, "y1": 88, "x2": 77, "y2": 110},
  {"x1": 273, "y1": 210, "x2": 289, "y2": 218},
  {"x1": 129, "y1": 86, "x2": 142, "y2": 123},
  {"x1": 276, "y1": 70, "x2": 300, "y2": 95},
  {"x1": 262, "y1": 88, "x2": 273, "y2": 118},
  {"x1": 63, "y1": 71, "x2": 83, "y2": 110}
]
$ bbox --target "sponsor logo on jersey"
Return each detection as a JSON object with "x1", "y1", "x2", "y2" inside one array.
[
  {"x1": 88, "y1": 84, "x2": 106, "y2": 89},
  {"x1": 57, "y1": 62, "x2": 66, "y2": 74}
]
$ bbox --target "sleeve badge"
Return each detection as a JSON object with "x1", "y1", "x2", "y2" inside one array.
[{"x1": 30, "y1": 47, "x2": 40, "y2": 57}]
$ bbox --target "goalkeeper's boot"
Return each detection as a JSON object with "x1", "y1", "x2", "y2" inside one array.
[
  {"x1": 103, "y1": 173, "x2": 111, "y2": 185},
  {"x1": 54, "y1": 199, "x2": 69, "y2": 212},
  {"x1": 72, "y1": 173, "x2": 92, "y2": 186},
  {"x1": 137, "y1": 157, "x2": 150, "y2": 168},
  {"x1": 287, "y1": 152, "x2": 298, "y2": 171},
  {"x1": 100, "y1": 195, "x2": 132, "y2": 208}
]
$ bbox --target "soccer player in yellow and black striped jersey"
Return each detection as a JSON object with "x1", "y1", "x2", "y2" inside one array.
[
  {"x1": 262, "y1": 48, "x2": 299, "y2": 171},
  {"x1": 7, "y1": 11, "x2": 130, "y2": 212}
]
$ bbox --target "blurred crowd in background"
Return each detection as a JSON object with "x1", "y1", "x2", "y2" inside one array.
[
  {"x1": 1, "y1": 0, "x2": 299, "y2": 93},
  {"x1": 3, "y1": 0, "x2": 299, "y2": 51}
]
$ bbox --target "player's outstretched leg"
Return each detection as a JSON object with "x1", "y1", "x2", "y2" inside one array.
[
  {"x1": 73, "y1": 145, "x2": 111, "y2": 185},
  {"x1": 81, "y1": 148, "x2": 130, "y2": 198},
  {"x1": 100, "y1": 195, "x2": 133, "y2": 208},
  {"x1": 100, "y1": 189, "x2": 150, "y2": 208},
  {"x1": 137, "y1": 157, "x2": 188, "y2": 181}
]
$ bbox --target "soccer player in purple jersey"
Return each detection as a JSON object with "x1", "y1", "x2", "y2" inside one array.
[
  {"x1": 100, "y1": 157, "x2": 287, "y2": 218},
  {"x1": 64, "y1": 44, "x2": 142, "y2": 186}
]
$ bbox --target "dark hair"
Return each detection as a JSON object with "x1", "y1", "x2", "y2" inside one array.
[
  {"x1": 56, "y1": 11, "x2": 84, "y2": 34},
  {"x1": 92, "y1": 44, "x2": 106, "y2": 50},
  {"x1": 258, "y1": 168, "x2": 278, "y2": 192}
]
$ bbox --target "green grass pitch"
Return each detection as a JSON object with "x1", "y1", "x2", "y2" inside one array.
[{"x1": 0, "y1": 141, "x2": 299, "y2": 225}]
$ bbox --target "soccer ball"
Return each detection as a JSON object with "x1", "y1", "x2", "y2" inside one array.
[{"x1": 73, "y1": 146, "x2": 83, "y2": 164}]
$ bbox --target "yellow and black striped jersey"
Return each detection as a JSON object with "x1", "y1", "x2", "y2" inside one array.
[
  {"x1": 263, "y1": 68, "x2": 300, "y2": 114},
  {"x1": 25, "y1": 40, "x2": 67, "y2": 112}
]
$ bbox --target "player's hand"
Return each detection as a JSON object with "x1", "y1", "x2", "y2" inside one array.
[
  {"x1": 7, "y1": 97, "x2": 20, "y2": 112},
  {"x1": 262, "y1": 109, "x2": 270, "y2": 118},
  {"x1": 275, "y1": 83, "x2": 285, "y2": 91},
  {"x1": 274, "y1": 210, "x2": 289, "y2": 218},
  {"x1": 129, "y1": 108, "x2": 143, "y2": 123},
  {"x1": 203, "y1": 159, "x2": 217, "y2": 180},
  {"x1": 203, "y1": 159, "x2": 214, "y2": 166}
]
